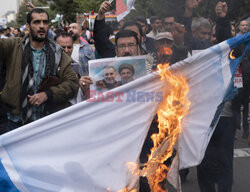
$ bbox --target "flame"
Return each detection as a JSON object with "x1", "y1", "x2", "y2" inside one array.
[
  {"x1": 140, "y1": 63, "x2": 190, "y2": 191},
  {"x1": 163, "y1": 47, "x2": 173, "y2": 55},
  {"x1": 229, "y1": 49, "x2": 236, "y2": 59},
  {"x1": 118, "y1": 189, "x2": 137, "y2": 192},
  {"x1": 158, "y1": 47, "x2": 173, "y2": 57},
  {"x1": 158, "y1": 47, "x2": 173, "y2": 64},
  {"x1": 117, "y1": 53, "x2": 190, "y2": 191}
]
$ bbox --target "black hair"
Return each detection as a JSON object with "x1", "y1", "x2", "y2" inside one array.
[
  {"x1": 55, "y1": 32, "x2": 73, "y2": 42},
  {"x1": 54, "y1": 28, "x2": 65, "y2": 36},
  {"x1": 27, "y1": 8, "x2": 49, "y2": 24},
  {"x1": 122, "y1": 21, "x2": 143, "y2": 38},
  {"x1": 118, "y1": 63, "x2": 135, "y2": 75},
  {"x1": 163, "y1": 14, "x2": 176, "y2": 20},
  {"x1": 150, "y1": 16, "x2": 162, "y2": 24},
  {"x1": 135, "y1": 16, "x2": 147, "y2": 25},
  {"x1": 115, "y1": 30, "x2": 139, "y2": 45}
]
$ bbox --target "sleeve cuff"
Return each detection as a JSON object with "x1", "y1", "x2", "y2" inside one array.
[{"x1": 45, "y1": 90, "x2": 53, "y2": 102}]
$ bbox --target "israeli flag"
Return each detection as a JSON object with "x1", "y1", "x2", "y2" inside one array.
[
  {"x1": 167, "y1": 32, "x2": 250, "y2": 187},
  {"x1": 0, "y1": 32, "x2": 249, "y2": 191}
]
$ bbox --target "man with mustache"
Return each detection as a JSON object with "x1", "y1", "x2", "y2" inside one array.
[
  {"x1": 96, "y1": 66, "x2": 120, "y2": 92},
  {"x1": 115, "y1": 30, "x2": 141, "y2": 57},
  {"x1": 68, "y1": 22, "x2": 95, "y2": 76},
  {"x1": 94, "y1": 30, "x2": 140, "y2": 92},
  {"x1": 118, "y1": 63, "x2": 135, "y2": 84},
  {"x1": 68, "y1": 23, "x2": 95, "y2": 99},
  {"x1": 94, "y1": 1, "x2": 144, "y2": 58},
  {"x1": 0, "y1": 8, "x2": 78, "y2": 131},
  {"x1": 81, "y1": 29, "x2": 140, "y2": 93}
]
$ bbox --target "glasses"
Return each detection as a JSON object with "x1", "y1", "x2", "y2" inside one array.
[{"x1": 117, "y1": 43, "x2": 137, "y2": 50}]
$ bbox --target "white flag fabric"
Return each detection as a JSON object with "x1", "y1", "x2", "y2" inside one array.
[
  {"x1": 167, "y1": 32, "x2": 250, "y2": 187},
  {"x1": 0, "y1": 72, "x2": 167, "y2": 192},
  {"x1": 0, "y1": 32, "x2": 249, "y2": 191}
]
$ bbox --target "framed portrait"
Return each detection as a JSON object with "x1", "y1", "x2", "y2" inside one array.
[{"x1": 89, "y1": 56, "x2": 147, "y2": 92}]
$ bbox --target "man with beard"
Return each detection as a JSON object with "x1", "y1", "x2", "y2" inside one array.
[
  {"x1": 154, "y1": 32, "x2": 175, "y2": 64},
  {"x1": 68, "y1": 23, "x2": 95, "y2": 100},
  {"x1": 118, "y1": 63, "x2": 135, "y2": 84},
  {"x1": 96, "y1": 66, "x2": 120, "y2": 92},
  {"x1": 82, "y1": 29, "x2": 140, "y2": 87},
  {"x1": 68, "y1": 23, "x2": 95, "y2": 76},
  {"x1": 94, "y1": 1, "x2": 144, "y2": 58},
  {"x1": 55, "y1": 32, "x2": 80, "y2": 75},
  {"x1": 0, "y1": 8, "x2": 78, "y2": 131},
  {"x1": 55, "y1": 32, "x2": 74, "y2": 56},
  {"x1": 115, "y1": 30, "x2": 141, "y2": 57},
  {"x1": 147, "y1": 16, "x2": 163, "y2": 39}
]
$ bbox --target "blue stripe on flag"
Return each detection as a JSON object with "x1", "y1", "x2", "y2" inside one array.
[
  {"x1": 209, "y1": 32, "x2": 250, "y2": 130},
  {"x1": 0, "y1": 159, "x2": 20, "y2": 192}
]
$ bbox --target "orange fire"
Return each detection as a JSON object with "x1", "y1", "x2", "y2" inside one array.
[
  {"x1": 140, "y1": 63, "x2": 190, "y2": 191},
  {"x1": 119, "y1": 48, "x2": 190, "y2": 192},
  {"x1": 158, "y1": 47, "x2": 173, "y2": 57},
  {"x1": 107, "y1": 187, "x2": 137, "y2": 192}
]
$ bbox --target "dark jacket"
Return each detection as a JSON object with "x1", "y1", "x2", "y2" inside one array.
[
  {"x1": 94, "y1": 18, "x2": 157, "y2": 58},
  {"x1": 181, "y1": 16, "x2": 212, "y2": 52},
  {"x1": 0, "y1": 37, "x2": 79, "y2": 115},
  {"x1": 141, "y1": 36, "x2": 157, "y2": 55},
  {"x1": 0, "y1": 60, "x2": 7, "y2": 128},
  {"x1": 215, "y1": 15, "x2": 232, "y2": 43},
  {"x1": 93, "y1": 18, "x2": 116, "y2": 58}
]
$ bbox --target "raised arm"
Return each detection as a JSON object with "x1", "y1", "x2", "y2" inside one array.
[
  {"x1": 94, "y1": 1, "x2": 116, "y2": 58},
  {"x1": 215, "y1": 1, "x2": 232, "y2": 43}
]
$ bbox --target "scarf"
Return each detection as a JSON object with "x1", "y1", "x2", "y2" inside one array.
[{"x1": 20, "y1": 37, "x2": 56, "y2": 124}]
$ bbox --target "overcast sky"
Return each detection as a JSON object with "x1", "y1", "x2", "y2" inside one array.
[{"x1": 0, "y1": 0, "x2": 18, "y2": 17}]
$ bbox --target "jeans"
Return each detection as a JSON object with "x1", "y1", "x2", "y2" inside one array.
[
  {"x1": 5, "y1": 120, "x2": 22, "y2": 132},
  {"x1": 197, "y1": 116, "x2": 234, "y2": 192}
]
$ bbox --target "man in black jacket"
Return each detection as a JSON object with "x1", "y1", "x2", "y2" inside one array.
[
  {"x1": 94, "y1": 1, "x2": 150, "y2": 58},
  {"x1": 135, "y1": 16, "x2": 157, "y2": 55}
]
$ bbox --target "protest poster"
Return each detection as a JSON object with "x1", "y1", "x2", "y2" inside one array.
[{"x1": 89, "y1": 56, "x2": 147, "y2": 92}]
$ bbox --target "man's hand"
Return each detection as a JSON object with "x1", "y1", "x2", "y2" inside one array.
[
  {"x1": 27, "y1": 2, "x2": 35, "y2": 12},
  {"x1": 97, "y1": 1, "x2": 111, "y2": 20},
  {"x1": 28, "y1": 92, "x2": 48, "y2": 107},
  {"x1": 79, "y1": 76, "x2": 93, "y2": 91},
  {"x1": 185, "y1": 0, "x2": 203, "y2": 17},
  {"x1": 89, "y1": 39, "x2": 95, "y2": 44},
  {"x1": 186, "y1": 0, "x2": 203, "y2": 9},
  {"x1": 215, "y1": 1, "x2": 228, "y2": 18},
  {"x1": 172, "y1": 23, "x2": 186, "y2": 46}
]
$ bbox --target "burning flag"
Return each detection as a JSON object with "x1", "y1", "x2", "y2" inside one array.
[
  {"x1": 0, "y1": 33, "x2": 249, "y2": 191},
  {"x1": 140, "y1": 63, "x2": 190, "y2": 191},
  {"x1": 116, "y1": 0, "x2": 136, "y2": 21}
]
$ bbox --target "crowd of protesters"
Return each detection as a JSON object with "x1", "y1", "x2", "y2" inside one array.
[{"x1": 0, "y1": 0, "x2": 250, "y2": 191}]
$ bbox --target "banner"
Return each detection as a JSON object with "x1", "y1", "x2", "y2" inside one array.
[
  {"x1": 0, "y1": 32, "x2": 249, "y2": 191},
  {"x1": 116, "y1": 0, "x2": 136, "y2": 21},
  {"x1": 0, "y1": 72, "x2": 167, "y2": 192},
  {"x1": 167, "y1": 32, "x2": 250, "y2": 187}
]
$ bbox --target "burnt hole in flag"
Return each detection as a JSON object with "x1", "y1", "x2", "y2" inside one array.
[{"x1": 229, "y1": 44, "x2": 245, "y2": 59}]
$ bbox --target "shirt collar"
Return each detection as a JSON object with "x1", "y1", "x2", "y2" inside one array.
[{"x1": 30, "y1": 44, "x2": 46, "y2": 52}]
